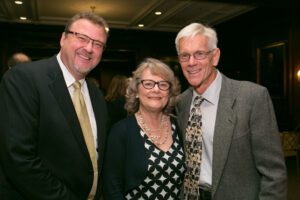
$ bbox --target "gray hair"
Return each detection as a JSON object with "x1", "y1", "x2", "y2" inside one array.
[
  {"x1": 175, "y1": 23, "x2": 218, "y2": 53},
  {"x1": 125, "y1": 58, "x2": 181, "y2": 115}
]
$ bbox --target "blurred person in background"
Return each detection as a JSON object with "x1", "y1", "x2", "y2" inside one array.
[
  {"x1": 105, "y1": 74, "x2": 128, "y2": 126},
  {"x1": 0, "y1": 52, "x2": 31, "y2": 81},
  {"x1": 7, "y1": 52, "x2": 31, "y2": 70}
]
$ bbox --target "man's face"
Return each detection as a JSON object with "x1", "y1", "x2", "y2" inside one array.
[
  {"x1": 60, "y1": 19, "x2": 107, "y2": 80},
  {"x1": 178, "y1": 34, "x2": 220, "y2": 92}
]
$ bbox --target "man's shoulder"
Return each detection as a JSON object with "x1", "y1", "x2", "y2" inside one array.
[
  {"x1": 178, "y1": 87, "x2": 193, "y2": 100},
  {"x1": 8, "y1": 56, "x2": 58, "y2": 79},
  {"x1": 221, "y1": 75, "x2": 269, "y2": 103},
  {"x1": 222, "y1": 74, "x2": 266, "y2": 93}
]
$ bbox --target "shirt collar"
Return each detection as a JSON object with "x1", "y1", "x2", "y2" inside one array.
[
  {"x1": 56, "y1": 52, "x2": 85, "y2": 88},
  {"x1": 193, "y1": 70, "x2": 222, "y2": 105}
]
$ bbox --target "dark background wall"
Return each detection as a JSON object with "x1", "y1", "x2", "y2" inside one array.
[{"x1": 1, "y1": 4, "x2": 299, "y2": 131}]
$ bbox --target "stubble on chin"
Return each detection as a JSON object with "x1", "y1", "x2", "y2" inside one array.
[{"x1": 73, "y1": 64, "x2": 94, "y2": 79}]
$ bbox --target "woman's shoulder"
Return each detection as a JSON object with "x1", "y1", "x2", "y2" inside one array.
[{"x1": 110, "y1": 115, "x2": 138, "y2": 135}]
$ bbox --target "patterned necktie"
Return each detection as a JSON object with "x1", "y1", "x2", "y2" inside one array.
[
  {"x1": 72, "y1": 81, "x2": 98, "y2": 200},
  {"x1": 184, "y1": 95, "x2": 204, "y2": 200}
]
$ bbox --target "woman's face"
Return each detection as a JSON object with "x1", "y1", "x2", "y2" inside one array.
[{"x1": 137, "y1": 68, "x2": 170, "y2": 113}]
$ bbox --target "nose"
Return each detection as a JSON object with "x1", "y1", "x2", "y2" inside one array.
[
  {"x1": 84, "y1": 40, "x2": 94, "y2": 52},
  {"x1": 153, "y1": 83, "x2": 160, "y2": 91},
  {"x1": 188, "y1": 55, "x2": 197, "y2": 65}
]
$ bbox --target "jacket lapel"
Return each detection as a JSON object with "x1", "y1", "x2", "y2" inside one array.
[
  {"x1": 47, "y1": 58, "x2": 91, "y2": 162},
  {"x1": 86, "y1": 81, "x2": 107, "y2": 171},
  {"x1": 176, "y1": 87, "x2": 193, "y2": 151},
  {"x1": 211, "y1": 74, "x2": 238, "y2": 196}
]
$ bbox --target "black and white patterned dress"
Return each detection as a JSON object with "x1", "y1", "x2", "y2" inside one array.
[{"x1": 125, "y1": 123, "x2": 186, "y2": 200}]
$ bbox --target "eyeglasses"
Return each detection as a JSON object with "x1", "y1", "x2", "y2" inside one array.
[
  {"x1": 65, "y1": 30, "x2": 105, "y2": 50},
  {"x1": 178, "y1": 49, "x2": 214, "y2": 62},
  {"x1": 140, "y1": 79, "x2": 171, "y2": 91}
]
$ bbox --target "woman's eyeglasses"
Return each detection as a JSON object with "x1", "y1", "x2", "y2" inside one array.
[{"x1": 140, "y1": 79, "x2": 171, "y2": 91}]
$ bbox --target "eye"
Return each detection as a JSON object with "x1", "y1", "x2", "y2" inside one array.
[
  {"x1": 180, "y1": 53, "x2": 189, "y2": 59},
  {"x1": 144, "y1": 81, "x2": 154, "y2": 87},
  {"x1": 159, "y1": 82, "x2": 169, "y2": 88},
  {"x1": 76, "y1": 34, "x2": 89, "y2": 43},
  {"x1": 93, "y1": 42, "x2": 104, "y2": 49},
  {"x1": 194, "y1": 51, "x2": 205, "y2": 57}
]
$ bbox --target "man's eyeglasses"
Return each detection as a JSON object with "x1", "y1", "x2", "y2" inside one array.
[
  {"x1": 65, "y1": 30, "x2": 105, "y2": 50},
  {"x1": 178, "y1": 49, "x2": 214, "y2": 62},
  {"x1": 140, "y1": 79, "x2": 171, "y2": 91}
]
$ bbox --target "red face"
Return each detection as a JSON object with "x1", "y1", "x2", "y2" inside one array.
[
  {"x1": 178, "y1": 34, "x2": 220, "y2": 93},
  {"x1": 60, "y1": 19, "x2": 107, "y2": 80}
]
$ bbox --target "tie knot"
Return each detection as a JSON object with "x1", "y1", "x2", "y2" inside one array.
[
  {"x1": 73, "y1": 81, "x2": 81, "y2": 90},
  {"x1": 193, "y1": 96, "x2": 204, "y2": 106}
]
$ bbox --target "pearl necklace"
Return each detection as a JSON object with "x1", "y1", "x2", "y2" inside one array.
[{"x1": 136, "y1": 111, "x2": 169, "y2": 146}]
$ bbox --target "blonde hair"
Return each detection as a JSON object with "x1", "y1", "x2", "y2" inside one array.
[
  {"x1": 125, "y1": 58, "x2": 181, "y2": 115},
  {"x1": 105, "y1": 74, "x2": 128, "y2": 102}
]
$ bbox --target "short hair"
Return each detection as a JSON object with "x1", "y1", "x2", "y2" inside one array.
[
  {"x1": 125, "y1": 58, "x2": 181, "y2": 115},
  {"x1": 64, "y1": 12, "x2": 109, "y2": 37},
  {"x1": 175, "y1": 23, "x2": 218, "y2": 54},
  {"x1": 7, "y1": 52, "x2": 31, "y2": 69}
]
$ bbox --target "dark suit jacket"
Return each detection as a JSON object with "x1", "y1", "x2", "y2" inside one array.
[
  {"x1": 176, "y1": 73, "x2": 287, "y2": 200},
  {"x1": 102, "y1": 115, "x2": 182, "y2": 200},
  {"x1": 0, "y1": 56, "x2": 108, "y2": 200}
]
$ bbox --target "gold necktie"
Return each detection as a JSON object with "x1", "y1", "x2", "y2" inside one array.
[{"x1": 72, "y1": 81, "x2": 98, "y2": 200}]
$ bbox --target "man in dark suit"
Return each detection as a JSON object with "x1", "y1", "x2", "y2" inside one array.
[
  {"x1": 175, "y1": 23, "x2": 287, "y2": 200},
  {"x1": 0, "y1": 12, "x2": 109, "y2": 200}
]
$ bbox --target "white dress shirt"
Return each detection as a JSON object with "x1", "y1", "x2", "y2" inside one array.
[
  {"x1": 56, "y1": 53, "x2": 98, "y2": 151},
  {"x1": 191, "y1": 70, "x2": 222, "y2": 186}
]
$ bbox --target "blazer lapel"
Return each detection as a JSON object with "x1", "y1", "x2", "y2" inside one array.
[
  {"x1": 47, "y1": 58, "x2": 91, "y2": 162},
  {"x1": 211, "y1": 74, "x2": 237, "y2": 196},
  {"x1": 87, "y1": 82, "x2": 107, "y2": 170},
  {"x1": 176, "y1": 87, "x2": 193, "y2": 151}
]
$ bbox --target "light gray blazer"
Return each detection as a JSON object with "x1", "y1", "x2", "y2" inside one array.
[{"x1": 176, "y1": 73, "x2": 287, "y2": 200}]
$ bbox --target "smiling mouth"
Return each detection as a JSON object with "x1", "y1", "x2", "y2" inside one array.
[
  {"x1": 148, "y1": 96, "x2": 161, "y2": 99},
  {"x1": 187, "y1": 68, "x2": 201, "y2": 74},
  {"x1": 78, "y1": 54, "x2": 91, "y2": 61}
]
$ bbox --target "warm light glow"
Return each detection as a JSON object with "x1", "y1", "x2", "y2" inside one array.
[
  {"x1": 15, "y1": 1, "x2": 23, "y2": 5},
  {"x1": 297, "y1": 69, "x2": 300, "y2": 81},
  {"x1": 20, "y1": 16, "x2": 27, "y2": 20},
  {"x1": 90, "y1": 5, "x2": 96, "y2": 13},
  {"x1": 155, "y1": 11, "x2": 162, "y2": 15},
  {"x1": 138, "y1": 24, "x2": 144, "y2": 28}
]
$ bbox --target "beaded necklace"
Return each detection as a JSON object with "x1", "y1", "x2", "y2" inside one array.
[{"x1": 136, "y1": 111, "x2": 169, "y2": 146}]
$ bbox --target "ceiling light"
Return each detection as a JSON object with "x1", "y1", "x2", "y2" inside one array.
[
  {"x1": 155, "y1": 11, "x2": 162, "y2": 15},
  {"x1": 14, "y1": 1, "x2": 23, "y2": 4},
  {"x1": 138, "y1": 24, "x2": 144, "y2": 28},
  {"x1": 297, "y1": 69, "x2": 300, "y2": 81},
  {"x1": 20, "y1": 16, "x2": 27, "y2": 20}
]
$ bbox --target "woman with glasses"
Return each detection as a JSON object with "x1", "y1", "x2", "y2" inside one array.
[{"x1": 103, "y1": 58, "x2": 185, "y2": 199}]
